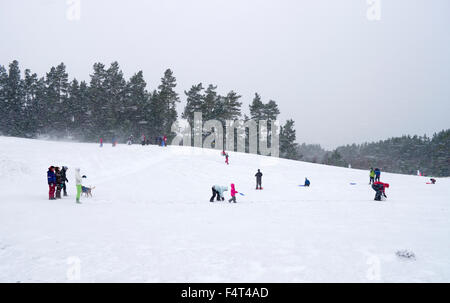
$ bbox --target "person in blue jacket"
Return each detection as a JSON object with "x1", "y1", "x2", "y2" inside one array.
[
  {"x1": 304, "y1": 178, "x2": 311, "y2": 187},
  {"x1": 374, "y1": 168, "x2": 381, "y2": 182},
  {"x1": 47, "y1": 166, "x2": 56, "y2": 200}
]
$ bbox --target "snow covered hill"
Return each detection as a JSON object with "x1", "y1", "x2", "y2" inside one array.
[{"x1": 0, "y1": 136, "x2": 449, "y2": 282}]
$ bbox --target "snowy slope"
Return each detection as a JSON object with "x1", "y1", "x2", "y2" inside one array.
[{"x1": 0, "y1": 136, "x2": 449, "y2": 282}]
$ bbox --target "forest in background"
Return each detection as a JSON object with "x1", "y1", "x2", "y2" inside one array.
[{"x1": 1, "y1": 60, "x2": 448, "y2": 176}]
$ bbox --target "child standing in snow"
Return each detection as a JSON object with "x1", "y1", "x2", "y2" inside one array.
[
  {"x1": 228, "y1": 183, "x2": 238, "y2": 203},
  {"x1": 369, "y1": 168, "x2": 375, "y2": 184},
  {"x1": 75, "y1": 168, "x2": 82, "y2": 204},
  {"x1": 225, "y1": 153, "x2": 229, "y2": 165},
  {"x1": 47, "y1": 166, "x2": 56, "y2": 200}
]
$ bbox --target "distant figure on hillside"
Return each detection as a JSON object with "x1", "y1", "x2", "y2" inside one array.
[
  {"x1": 304, "y1": 178, "x2": 310, "y2": 187},
  {"x1": 99, "y1": 138, "x2": 103, "y2": 147},
  {"x1": 127, "y1": 135, "x2": 133, "y2": 145},
  {"x1": 47, "y1": 166, "x2": 56, "y2": 200},
  {"x1": 225, "y1": 153, "x2": 229, "y2": 165},
  {"x1": 228, "y1": 183, "x2": 238, "y2": 203},
  {"x1": 369, "y1": 168, "x2": 375, "y2": 184},
  {"x1": 430, "y1": 178, "x2": 436, "y2": 184},
  {"x1": 141, "y1": 134, "x2": 146, "y2": 146},
  {"x1": 255, "y1": 169, "x2": 263, "y2": 189},
  {"x1": 163, "y1": 135, "x2": 168, "y2": 147},
  {"x1": 374, "y1": 168, "x2": 381, "y2": 182},
  {"x1": 372, "y1": 181, "x2": 389, "y2": 201},
  {"x1": 210, "y1": 185, "x2": 228, "y2": 202}
]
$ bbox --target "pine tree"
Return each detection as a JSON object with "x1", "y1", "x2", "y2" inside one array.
[
  {"x1": 280, "y1": 119, "x2": 299, "y2": 159},
  {"x1": 0, "y1": 65, "x2": 9, "y2": 134},
  {"x1": 88, "y1": 63, "x2": 108, "y2": 140},
  {"x1": 154, "y1": 69, "x2": 179, "y2": 139},
  {"x1": 249, "y1": 93, "x2": 264, "y2": 121},
  {"x1": 125, "y1": 71, "x2": 149, "y2": 137},
  {"x1": 183, "y1": 83, "x2": 204, "y2": 125},
  {"x1": 202, "y1": 84, "x2": 218, "y2": 121},
  {"x1": 222, "y1": 90, "x2": 242, "y2": 121},
  {"x1": 22, "y1": 69, "x2": 40, "y2": 137},
  {"x1": 3, "y1": 60, "x2": 24, "y2": 136}
]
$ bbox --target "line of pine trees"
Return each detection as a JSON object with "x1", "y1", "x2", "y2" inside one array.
[
  {"x1": 296, "y1": 131, "x2": 450, "y2": 177},
  {"x1": 0, "y1": 60, "x2": 299, "y2": 158},
  {"x1": 1, "y1": 60, "x2": 447, "y2": 176}
]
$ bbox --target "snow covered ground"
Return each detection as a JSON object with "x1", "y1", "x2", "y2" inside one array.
[{"x1": 0, "y1": 136, "x2": 449, "y2": 282}]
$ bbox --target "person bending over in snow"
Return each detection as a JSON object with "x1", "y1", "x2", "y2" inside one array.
[
  {"x1": 255, "y1": 169, "x2": 263, "y2": 189},
  {"x1": 372, "y1": 181, "x2": 389, "y2": 201},
  {"x1": 75, "y1": 168, "x2": 83, "y2": 204},
  {"x1": 228, "y1": 183, "x2": 238, "y2": 203},
  {"x1": 210, "y1": 185, "x2": 228, "y2": 202},
  {"x1": 430, "y1": 178, "x2": 436, "y2": 184},
  {"x1": 369, "y1": 168, "x2": 375, "y2": 184},
  {"x1": 47, "y1": 166, "x2": 56, "y2": 200},
  {"x1": 304, "y1": 178, "x2": 310, "y2": 187}
]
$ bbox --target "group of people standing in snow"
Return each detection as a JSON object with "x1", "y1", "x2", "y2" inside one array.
[
  {"x1": 369, "y1": 167, "x2": 381, "y2": 184},
  {"x1": 99, "y1": 134, "x2": 169, "y2": 147},
  {"x1": 47, "y1": 166, "x2": 86, "y2": 204},
  {"x1": 141, "y1": 134, "x2": 168, "y2": 147},
  {"x1": 47, "y1": 166, "x2": 69, "y2": 200}
]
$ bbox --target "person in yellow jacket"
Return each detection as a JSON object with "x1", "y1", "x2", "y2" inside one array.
[{"x1": 369, "y1": 168, "x2": 375, "y2": 184}]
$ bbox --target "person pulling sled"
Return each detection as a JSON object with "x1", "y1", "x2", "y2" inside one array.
[{"x1": 228, "y1": 183, "x2": 238, "y2": 203}]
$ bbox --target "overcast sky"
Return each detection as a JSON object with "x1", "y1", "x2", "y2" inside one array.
[{"x1": 1, "y1": 0, "x2": 449, "y2": 148}]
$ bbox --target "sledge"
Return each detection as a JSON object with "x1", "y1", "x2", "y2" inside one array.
[
  {"x1": 255, "y1": 188, "x2": 263, "y2": 190},
  {"x1": 239, "y1": 193, "x2": 245, "y2": 196}
]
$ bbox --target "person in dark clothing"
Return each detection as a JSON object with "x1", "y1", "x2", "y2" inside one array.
[
  {"x1": 372, "y1": 181, "x2": 389, "y2": 201},
  {"x1": 55, "y1": 167, "x2": 62, "y2": 199},
  {"x1": 430, "y1": 178, "x2": 436, "y2": 184},
  {"x1": 47, "y1": 166, "x2": 56, "y2": 200},
  {"x1": 304, "y1": 178, "x2": 310, "y2": 187},
  {"x1": 374, "y1": 168, "x2": 381, "y2": 182},
  {"x1": 255, "y1": 169, "x2": 263, "y2": 189},
  {"x1": 61, "y1": 166, "x2": 69, "y2": 196}
]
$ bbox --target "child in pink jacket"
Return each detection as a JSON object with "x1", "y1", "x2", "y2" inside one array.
[{"x1": 228, "y1": 183, "x2": 238, "y2": 203}]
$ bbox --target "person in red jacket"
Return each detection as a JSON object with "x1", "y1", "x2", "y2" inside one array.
[
  {"x1": 225, "y1": 153, "x2": 229, "y2": 165},
  {"x1": 372, "y1": 181, "x2": 389, "y2": 201},
  {"x1": 228, "y1": 183, "x2": 238, "y2": 203}
]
